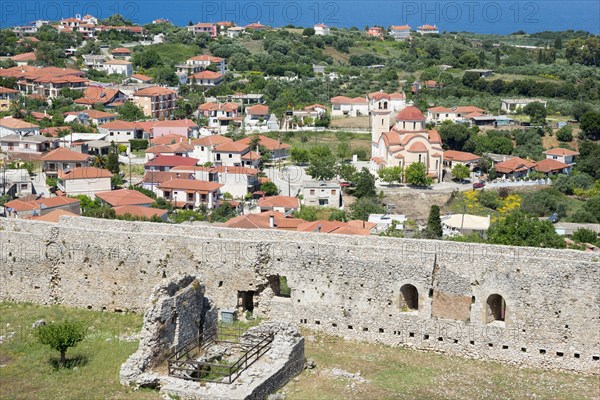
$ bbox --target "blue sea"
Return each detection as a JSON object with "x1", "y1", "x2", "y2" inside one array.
[{"x1": 1, "y1": 0, "x2": 599, "y2": 34}]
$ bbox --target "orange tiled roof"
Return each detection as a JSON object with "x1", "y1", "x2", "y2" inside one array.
[
  {"x1": 258, "y1": 196, "x2": 300, "y2": 209},
  {"x1": 113, "y1": 205, "x2": 167, "y2": 219},
  {"x1": 99, "y1": 120, "x2": 137, "y2": 130},
  {"x1": 396, "y1": 106, "x2": 425, "y2": 121},
  {"x1": 95, "y1": 189, "x2": 154, "y2": 206},
  {"x1": 11, "y1": 52, "x2": 36, "y2": 62},
  {"x1": 58, "y1": 166, "x2": 111, "y2": 180},
  {"x1": 130, "y1": 73, "x2": 153, "y2": 82},
  {"x1": 443, "y1": 150, "x2": 481, "y2": 162},
  {"x1": 133, "y1": 86, "x2": 176, "y2": 96},
  {"x1": 246, "y1": 104, "x2": 269, "y2": 115},
  {"x1": 213, "y1": 141, "x2": 250, "y2": 153},
  {"x1": 0, "y1": 118, "x2": 39, "y2": 129},
  {"x1": 31, "y1": 209, "x2": 79, "y2": 222},
  {"x1": 535, "y1": 159, "x2": 570, "y2": 173},
  {"x1": 41, "y1": 147, "x2": 91, "y2": 162},
  {"x1": 494, "y1": 157, "x2": 536, "y2": 174},
  {"x1": 111, "y1": 47, "x2": 131, "y2": 54},
  {"x1": 158, "y1": 178, "x2": 223, "y2": 192},
  {"x1": 235, "y1": 135, "x2": 291, "y2": 150},
  {"x1": 544, "y1": 148, "x2": 579, "y2": 156},
  {"x1": 0, "y1": 86, "x2": 19, "y2": 94},
  {"x1": 224, "y1": 211, "x2": 304, "y2": 230}
]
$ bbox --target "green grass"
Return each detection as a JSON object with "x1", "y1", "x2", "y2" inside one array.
[
  {"x1": 283, "y1": 330, "x2": 600, "y2": 400},
  {"x1": 264, "y1": 130, "x2": 371, "y2": 156},
  {"x1": 0, "y1": 302, "x2": 159, "y2": 400},
  {"x1": 147, "y1": 43, "x2": 201, "y2": 64}
]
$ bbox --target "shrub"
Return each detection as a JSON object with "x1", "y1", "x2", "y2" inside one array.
[
  {"x1": 556, "y1": 125, "x2": 573, "y2": 142},
  {"x1": 477, "y1": 190, "x2": 500, "y2": 209},
  {"x1": 572, "y1": 228, "x2": 598, "y2": 244},
  {"x1": 129, "y1": 139, "x2": 149, "y2": 151},
  {"x1": 34, "y1": 320, "x2": 87, "y2": 366}
]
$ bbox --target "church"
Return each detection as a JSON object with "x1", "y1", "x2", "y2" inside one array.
[{"x1": 370, "y1": 100, "x2": 444, "y2": 183}]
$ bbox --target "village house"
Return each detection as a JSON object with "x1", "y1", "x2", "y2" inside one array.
[
  {"x1": 198, "y1": 102, "x2": 241, "y2": 133},
  {"x1": 245, "y1": 22, "x2": 267, "y2": 31},
  {"x1": 534, "y1": 159, "x2": 572, "y2": 176},
  {"x1": 0, "y1": 118, "x2": 40, "y2": 137},
  {"x1": 544, "y1": 148, "x2": 579, "y2": 165},
  {"x1": 64, "y1": 109, "x2": 117, "y2": 126},
  {"x1": 58, "y1": 17, "x2": 96, "y2": 39},
  {"x1": 493, "y1": 157, "x2": 537, "y2": 179},
  {"x1": 366, "y1": 26, "x2": 384, "y2": 39},
  {"x1": 98, "y1": 120, "x2": 147, "y2": 152},
  {"x1": 187, "y1": 23, "x2": 217, "y2": 38},
  {"x1": 0, "y1": 66, "x2": 88, "y2": 99},
  {"x1": 188, "y1": 70, "x2": 224, "y2": 87},
  {"x1": 501, "y1": 98, "x2": 547, "y2": 113},
  {"x1": 443, "y1": 150, "x2": 481, "y2": 171},
  {"x1": 57, "y1": 166, "x2": 112, "y2": 197},
  {"x1": 157, "y1": 179, "x2": 223, "y2": 209},
  {"x1": 41, "y1": 147, "x2": 92, "y2": 177},
  {"x1": 152, "y1": 119, "x2": 199, "y2": 139},
  {"x1": 226, "y1": 26, "x2": 246, "y2": 38},
  {"x1": 144, "y1": 142, "x2": 194, "y2": 161},
  {"x1": 0, "y1": 87, "x2": 19, "y2": 111},
  {"x1": 74, "y1": 86, "x2": 127, "y2": 109},
  {"x1": 0, "y1": 134, "x2": 57, "y2": 155},
  {"x1": 314, "y1": 23, "x2": 330, "y2": 35},
  {"x1": 144, "y1": 155, "x2": 199, "y2": 172},
  {"x1": 132, "y1": 86, "x2": 178, "y2": 120},
  {"x1": 389, "y1": 25, "x2": 411, "y2": 40},
  {"x1": 190, "y1": 135, "x2": 233, "y2": 164},
  {"x1": 417, "y1": 24, "x2": 440, "y2": 34},
  {"x1": 10, "y1": 52, "x2": 36, "y2": 66},
  {"x1": 426, "y1": 106, "x2": 486, "y2": 124},
  {"x1": 302, "y1": 181, "x2": 342, "y2": 208},
  {"x1": 181, "y1": 55, "x2": 227, "y2": 74},
  {"x1": 370, "y1": 105, "x2": 444, "y2": 182},
  {"x1": 244, "y1": 105, "x2": 279, "y2": 131},
  {"x1": 211, "y1": 141, "x2": 253, "y2": 167},
  {"x1": 171, "y1": 165, "x2": 260, "y2": 198},
  {"x1": 0, "y1": 169, "x2": 33, "y2": 199},
  {"x1": 296, "y1": 220, "x2": 372, "y2": 235},
  {"x1": 111, "y1": 47, "x2": 132, "y2": 59},
  {"x1": 236, "y1": 135, "x2": 291, "y2": 162},
  {"x1": 224, "y1": 211, "x2": 305, "y2": 231},
  {"x1": 258, "y1": 195, "x2": 300, "y2": 214},
  {"x1": 330, "y1": 96, "x2": 369, "y2": 117},
  {"x1": 442, "y1": 214, "x2": 491, "y2": 237},
  {"x1": 113, "y1": 205, "x2": 169, "y2": 221},
  {"x1": 129, "y1": 74, "x2": 153, "y2": 84},
  {"x1": 94, "y1": 25, "x2": 144, "y2": 38},
  {"x1": 103, "y1": 59, "x2": 133, "y2": 77},
  {"x1": 95, "y1": 189, "x2": 155, "y2": 207},
  {"x1": 82, "y1": 55, "x2": 106, "y2": 70},
  {"x1": 3, "y1": 195, "x2": 80, "y2": 219},
  {"x1": 141, "y1": 170, "x2": 193, "y2": 194}
]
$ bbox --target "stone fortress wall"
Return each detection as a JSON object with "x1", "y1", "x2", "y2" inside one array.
[{"x1": 0, "y1": 217, "x2": 598, "y2": 374}]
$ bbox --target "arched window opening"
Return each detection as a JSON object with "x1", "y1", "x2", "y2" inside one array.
[
  {"x1": 487, "y1": 294, "x2": 506, "y2": 323},
  {"x1": 400, "y1": 284, "x2": 419, "y2": 311}
]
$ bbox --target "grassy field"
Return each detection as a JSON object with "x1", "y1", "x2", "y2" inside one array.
[
  {"x1": 148, "y1": 43, "x2": 200, "y2": 64},
  {"x1": 283, "y1": 330, "x2": 600, "y2": 400},
  {"x1": 265, "y1": 130, "x2": 372, "y2": 157},
  {"x1": 1, "y1": 303, "x2": 599, "y2": 400}
]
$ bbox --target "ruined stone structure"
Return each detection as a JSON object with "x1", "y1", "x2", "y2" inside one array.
[{"x1": 0, "y1": 217, "x2": 599, "y2": 374}]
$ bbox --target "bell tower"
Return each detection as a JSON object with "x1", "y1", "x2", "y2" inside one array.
[{"x1": 370, "y1": 109, "x2": 390, "y2": 157}]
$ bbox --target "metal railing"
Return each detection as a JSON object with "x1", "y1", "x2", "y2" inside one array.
[{"x1": 167, "y1": 324, "x2": 274, "y2": 384}]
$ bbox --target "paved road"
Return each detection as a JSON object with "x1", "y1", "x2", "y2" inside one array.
[{"x1": 264, "y1": 165, "x2": 309, "y2": 197}]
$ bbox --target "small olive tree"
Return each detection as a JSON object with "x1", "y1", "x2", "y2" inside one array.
[{"x1": 34, "y1": 320, "x2": 87, "y2": 366}]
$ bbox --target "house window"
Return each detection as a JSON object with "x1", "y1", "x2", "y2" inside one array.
[
  {"x1": 48, "y1": 163, "x2": 56, "y2": 170},
  {"x1": 319, "y1": 199, "x2": 328, "y2": 206},
  {"x1": 20, "y1": 184, "x2": 28, "y2": 190},
  {"x1": 163, "y1": 191, "x2": 171, "y2": 199},
  {"x1": 201, "y1": 146, "x2": 205, "y2": 151},
  {"x1": 110, "y1": 132, "x2": 114, "y2": 136},
  {"x1": 418, "y1": 154, "x2": 422, "y2": 163},
  {"x1": 187, "y1": 193, "x2": 194, "y2": 202},
  {"x1": 310, "y1": 189, "x2": 315, "y2": 195},
  {"x1": 228, "y1": 154, "x2": 232, "y2": 158},
  {"x1": 331, "y1": 190, "x2": 336, "y2": 195}
]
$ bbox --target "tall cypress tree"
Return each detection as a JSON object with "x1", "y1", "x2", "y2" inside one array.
[{"x1": 426, "y1": 205, "x2": 443, "y2": 239}]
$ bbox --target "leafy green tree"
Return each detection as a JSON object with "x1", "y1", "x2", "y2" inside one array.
[
  {"x1": 523, "y1": 102, "x2": 547, "y2": 126},
  {"x1": 580, "y1": 111, "x2": 600, "y2": 140},
  {"x1": 117, "y1": 102, "x2": 145, "y2": 121},
  {"x1": 132, "y1": 48, "x2": 162, "y2": 69},
  {"x1": 260, "y1": 181, "x2": 279, "y2": 196},
  {"x1": 405, "y1": 162, "x2": 432, "y2": 186},
  {"x1": 521, "y1": 188, "x2": 568, "y2": 217},
  {"x1": 106, "y1": 142, "x2": 120, "y2": 174},
  {"x1": 328, "y1": 209, "x2": 348, "y2": 222},
  {"x1": 487, "y1": 210, "x2": 565, "y2": 248},
  {"x1": 290, "y1": 147, "x2": 309, "y2": 164},
  {"x1": 572, "y1": 228, "x2": 598, "y2": 244},
  {"x1": 554, "y1": 173, "x2": 594, "y2": 195},
  {"x1": 34, "y1": 320, "x2": 87, "y2": 366},
  {"x1": 337, "y1": 163, "x2": 357, "y2": 182},
  {"x1": 571, "y1": 102, "x2": 591, "y2": 122},
  {"x1": 451, "y1": 164, "x2": 470, "y2": 182},
  {"x1": 302, "y1": 28, "x2": 315, "y2": 36},
  {"x1": 306, "y1": 145, "x2": 336, "y2": 181},
  {"x1": 439, "y1": 122, "x2": 471, "y2": 151},
  {"x1": 423, "y1": 205, "x2": 443, "y2": 239},
  {"x1": 336, "y1": 141, "x2": 351, "y2": 160},
  {"x1": 209, "y1": 203, "x2": 237, "y2": 222},
  {"x1": 293, "y1": 206, "x2": 318, "y2": 221},
  {"x1": 354, "y1": 167, "x2": 376, "y2": 198},
  {"x1": 377, "y1": 166, "x2": 403, "y2": 185},
  {"x1": 556, "y1": 125, "x2": 573, "y2": 142},
  {"x1": 349, "y1": 197, "x2": 384, "y2": 220}
]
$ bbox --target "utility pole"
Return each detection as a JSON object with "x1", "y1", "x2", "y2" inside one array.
[{"x1": 129, "y1": 155, "x2": 132, "y2": 189}]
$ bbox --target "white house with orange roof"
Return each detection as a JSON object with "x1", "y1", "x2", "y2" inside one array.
[
  {"x1": 187, "y1": 23, "x2": 217, "y2": 38},
  {"x1": 417, "y1": 24, "x2": 439, "y2": 34},
  {"x1": 427, "y1": 106, "x2": 486, "y2": 124},
  {"x1": 64, "y1": 109, "x2": 117, "y2": 126},
  {"x1": 98, "y1": 120, "x2": 147, "y2": 152},
  {"x1": 10, "y1": 52, "x2": 36, "y2": 66},
  {"x1": 152, "y1": 119, "x2": 199, "y2": 139},
  {"x1": 331, "y1": 96, "x2": 369, "y2": 117},
  {"x1": 198, "y1": 102, "x2": 240, "y2": 133},
  {"x1": 132, "y1": 86, "x2": 177, "y2": 120},
  {"x1": 226, "y1": 26, "x2": 246, "y2": 38},
  {"x1": 244, "y1": 105, "x2": 280, "y2": 131},
  {"x1": 186, "y1": 55, "x2": 226, "y2": 73},
  {"x1": 0, "y1": 87, "x2": 19, "y2": 111},
  {"x1": 157, "y1": 179, "x2": 223, "y2": 209},
  {"x1": 0, "y1": 117, "x2": 40, "y2": 137},
  {"x1": 544, "y1": 148, "x2": 579, "y2": 165},
  {"x1": 102, "y1": 59, "x2": 133, "y2": 77},
  {"x1": 95, "y1": 189, "x2": 154, "y2": 207},
  {"x1": 41, "y1": 147, "x2": 92, "y2": 177},
  {"x1": 314, "y1": 23, "x2": 330, "y2": 36},
  {"x1": 171, "y1": 165, "x2": 260, "y2": 198},
  {"x1": 259, "y1": 195, "x2": 300, "y2": 213},
  {"x1": 144, "y1": 142, "x2": 194, "y2": 161},
  {"x1": 111, "y1": 47, "x2": 132, "y2": 59},
  {"x1": 443, "y1": 150, "x2": 481, "y2": 170},
  {"x1": 389, "y1": 25, "x2": 411, "y2": 40},
  {"x1": 57, "y1": 166, "x2": 112, "y2": 197},
  {"x1": 188, "y1": 70, "x2": 224, "y2": 87},
  {"x1": 190, "y1": 135, "x2": 233, "y2": 164},
  {"x1": 366, "y1": 26, "x2": 384, "y2": 39},
  {"x1": 370, "y1": 105, "x2": 444, "y2": 182},
  {"x1": 245, "y1": 22, "x2": 267, "y2": 31}
]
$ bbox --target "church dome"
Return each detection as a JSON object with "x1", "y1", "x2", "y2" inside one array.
[{"x1": 396, "y1": 106, "x2": 425, "y2": 121}]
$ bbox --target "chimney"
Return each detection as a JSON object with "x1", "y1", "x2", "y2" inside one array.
[{"x1": 269, "y1": 212, "x2": 275, "y2": 228}]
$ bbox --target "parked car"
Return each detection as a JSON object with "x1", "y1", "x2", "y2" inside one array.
[
  {"x1": 548, "y1": 213, "x2": 559, "y2": 224},
  {"x1": 473, "y1": 182, "x2": 485, "y2": 189}
]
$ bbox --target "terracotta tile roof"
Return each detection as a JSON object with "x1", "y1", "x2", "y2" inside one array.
[
  {"x1": 0, "y1": 86, "x2": 19, "y2": 94},
  {"x1": 241, "y1": 151, "x2": 260, "y2": 161},
  {"x1": 390, "y1": 25, "x2": 411, "y2": 30},
  {"x1": 245, "y1": 23, "x2": 266, "y2": 29},
  {"x1": 258, "y1": 196, "x2": 300, "y2": 209},
  {"x1": 191, "y1": 135, "x2": 233, "y2": 147},
  {"x1": 11, "y1": 52, "x2": 36, "y2": 62},
  {"x1": 145, "y1": 155, "x2": 199, "y2": 167},
  {"x1": 296, "y1": 220, "x2": 371, "y2": 235},
  {"x1": 130, "y1": 73, "x2": 153, "y2": 82},
  {"x1": 235, "y1": 135, "x2": 291, "y2": 150},
  {"x1": 99, "y1": 120, "x2": 137, "y2": 130},
  {"x1": 347, "y1": 220, "x2": 377, "y2": 230},
  {"x1": 214, "y1": 141, "x2": 250, "y2": 153},
  {"x1": 418, "y1": 24, "x2": 438, "y2": 30},
  {"x1": 216, "y1": 21, "x2": 234, "y2": 27},
  {"x1": 191, "y1": 22, "x2": 215, "y2": 28},
  {"x1": 188, "y1": 55, "x2": 224, "y2": 63},
  {"x1": 369, "y1": 91, "x2": 390, "y2": 100},
  {"x1": 95, "y1": 189, "x2": 154, "y2": 206},
  {"x1": 396, "y1": 106, "x2": 425, "y2": 121},
  {"x1": 111, "y1": 47, "x2": 131, "y2": 54},
  {"x1": 544, "y1": 148, "x2": 579, "y2": 156},
  {"x1": 224, "y1": 211, "x2": 304, "y2": 230},
  {"x1": 150, "y1": 133, "x2": 185, "y2": 145},
  {"x1": 113, "y1": 205, "x2": 167, "y2": 219},
  {"x1": 31, "y1": 209, "x2": 79, "y2": 222},
  {"x1": 190, "y1": 71, "x2": 223, "y2": 80},
  {"x1": 535, "y1": 159, "x2": 571, "y2": 173},
  {"x1": 407, "y1": 142, "x2": 428, "y2": 152},
  {"x1": 199, "y1": 102, "x2": 238, "y2": 112},
  {"x1": 0, "y1": 118, "x2": 39, "y2": 129},
  {"x1": 246, "y1": 104, "x2": 269, "y2": 115},
  {"x1": 145, "y1": 143, "x2": 192, "y2": 154},
  {"x1": 41, "y1": 147, "x2": 91, "y2": 162},
  {"x1": 4, "y1": 195, "x2": 80, "y2": 212},
  {"x1": 428, "y1": 106, "x2": 453, "y2": 113},
  {"x1": 443, "y1": 150, "x2": 480, "y2": 162},
  {"x1": 104, "y1": 59, "x2": 132, "y2": 65},
  {"x1": 58, "y1": 166, "x2": 111, "y2": 180},
  {"x1": 133, "y1": 86, "x2": 177, "y2": 96},
  {"x1": 494, "y1": 157, "x2": 536, "y2": 174},
  {"x1": 371, "y1": 157, "x2": 386, "y2": 165},
  {"x1": 152, "y1": 119, "x2": 197, "y2": 128},
  {"x1": 158, "y1": 179, "x2": 223, "y2": 192},
  {"x1": 455, "y1": 106, "x2": 485, "y2": 113},
  {"x1": 142, "y1": 171, "x2": 192, "y2": 183}
]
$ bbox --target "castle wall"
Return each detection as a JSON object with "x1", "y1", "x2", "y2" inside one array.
[{"x1": 0, "y1": 217, "x2": 598, "y2": 374}]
